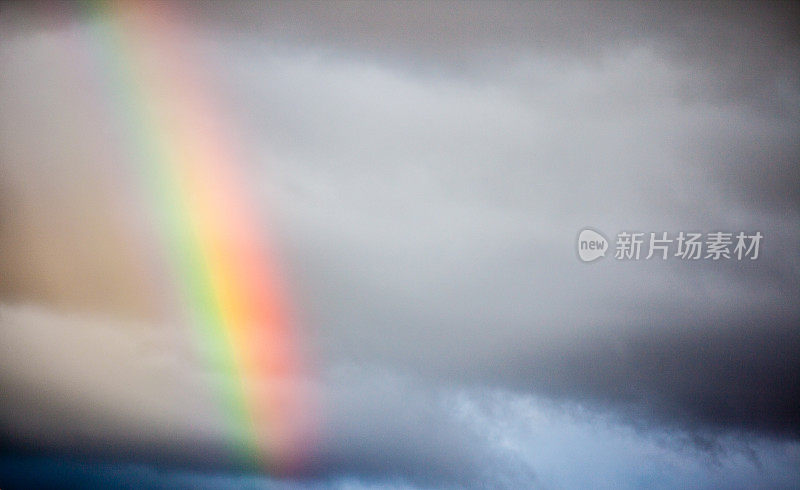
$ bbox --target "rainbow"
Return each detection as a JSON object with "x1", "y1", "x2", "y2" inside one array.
[{"x1": 72, "y1": 0, "x2": 315, "y2": 473}]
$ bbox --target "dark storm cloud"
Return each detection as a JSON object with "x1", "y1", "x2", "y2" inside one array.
[
  {"x1": 487, "y1": 307, "x2": 800, "y2": 438},
  {"x1": 186, "y1": 0, "x2": 800, "y2": 442},
  {"x1": 2, "y1": 1, "x2": 800, "y2": 487}
]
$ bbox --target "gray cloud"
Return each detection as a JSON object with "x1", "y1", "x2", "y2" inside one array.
[
  {"x1": 2, "y1": 1, "x2": 799, "y2": 487},
  {"x1": 202, "y1": 30, "x2": 799, "y2": 437},
  {"x1": 3, "y1": 330, "x2": 799, "y2": 488}
]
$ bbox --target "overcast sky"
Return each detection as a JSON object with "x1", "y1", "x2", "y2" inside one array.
[{"x1": 1, "y1": 1, "x2": 799, "y2": 488}]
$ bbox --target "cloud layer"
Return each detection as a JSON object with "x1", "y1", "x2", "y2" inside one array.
[{"x1": 1, "y1": 1, "x2": 799, "y2": 488}]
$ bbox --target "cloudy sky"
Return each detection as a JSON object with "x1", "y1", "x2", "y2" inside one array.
[{"x1": 1, "y1": 1, "x2": 799, "y2": 488}]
